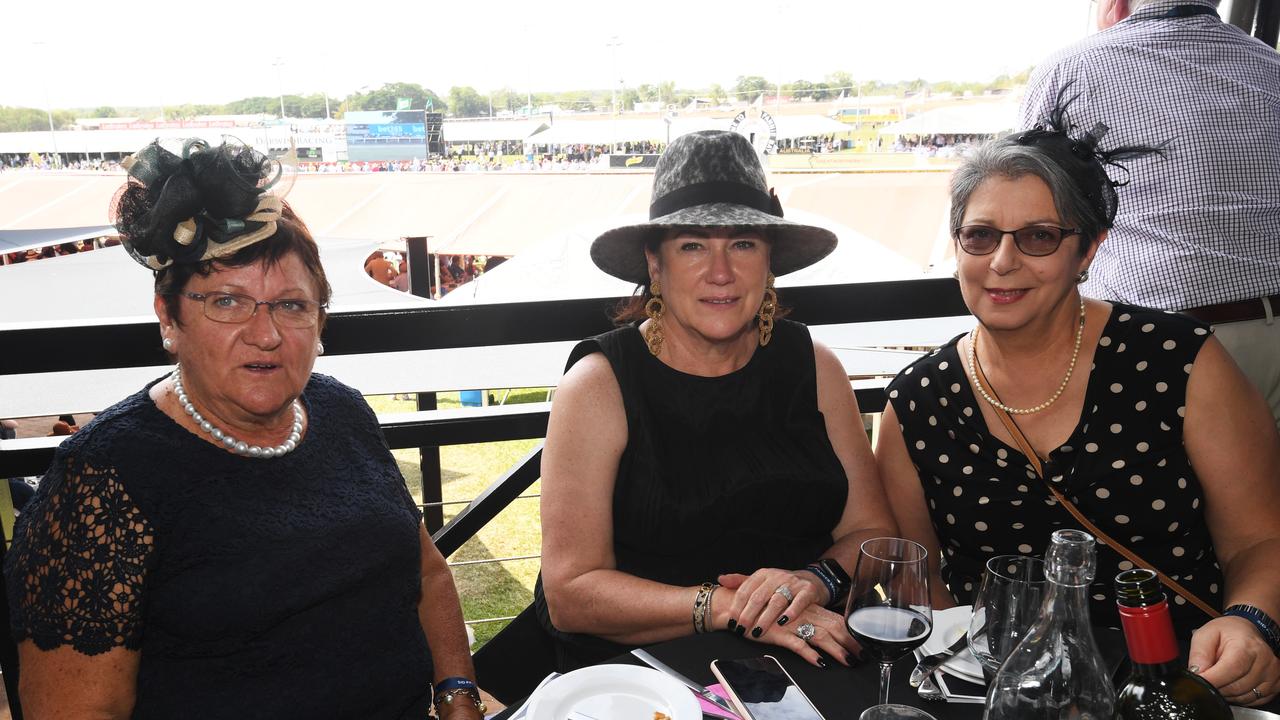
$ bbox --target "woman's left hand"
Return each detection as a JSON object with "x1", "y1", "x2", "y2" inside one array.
[
  {"x1": 718, "y1": 568, "x2": 828, "y2": 639},
  {"x1": 1189, "y1": 615, "x2": 1280, "y2": 706}
]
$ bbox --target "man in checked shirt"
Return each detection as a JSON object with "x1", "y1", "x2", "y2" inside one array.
[{"x1": 1019, "y1": 0, "x2": 1280, "y2": 429}]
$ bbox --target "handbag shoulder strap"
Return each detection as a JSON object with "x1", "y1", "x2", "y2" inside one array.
[{"x1": 971, "y1": 351, "x2": 1221, "y2": 620}]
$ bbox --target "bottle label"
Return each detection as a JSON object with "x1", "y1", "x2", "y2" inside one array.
[{"x1": 1118, "y1": 599, "x2": 1180, "y2": 665}]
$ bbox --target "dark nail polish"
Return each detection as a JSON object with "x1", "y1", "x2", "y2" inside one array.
[
  {"x1": 735, "y1": 624, "x2": 746, "y2": 636},
  {"x1": 817, "y1": 658, "x2": 828, "y2": 669},
  {"x1": 777, "y1": 615, "x2": 789, "y2": 626},
  {"x1": 751, "y1": 627, "x2": 762, "y2": 638},
  {"x1": 846, "y1": 653, "x2": 858, "y2": 666},
  {"x1": 727, "y1": 619, "x2": 737, "y2": 631}
]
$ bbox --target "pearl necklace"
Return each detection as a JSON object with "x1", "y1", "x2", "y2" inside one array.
[
  {"x1": 967, "y1": 297, "x2": 1087, "y2": 415},
  {"x1": 171, "y1": 366, "x2": 303, "y2": 458}
]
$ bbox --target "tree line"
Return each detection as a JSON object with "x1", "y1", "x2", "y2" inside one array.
[{"x1": 0, "y1": 69, "x2": 1032, "y2": 132}]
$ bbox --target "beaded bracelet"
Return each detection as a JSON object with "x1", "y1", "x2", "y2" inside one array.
[
  {"x1": 693, "y1": 582, "x2": 718, "y2": 634},
  {"x1": 1224, "y1": 604, "x2": 1280, "y2": 657}
]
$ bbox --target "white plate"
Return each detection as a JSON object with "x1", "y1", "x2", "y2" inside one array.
[
  {"x1": 526, "y1": 663, "x2": 702, "y2": 720},
  {"x1": 918, "y1": 605, "x2": 984, "y2": 683}
]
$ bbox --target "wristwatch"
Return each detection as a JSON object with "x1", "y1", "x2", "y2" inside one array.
[{"x1": 816, "y1": 558, "x2": 851, "y2": 606}]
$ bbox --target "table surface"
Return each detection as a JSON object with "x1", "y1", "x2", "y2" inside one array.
[
  {"x1": 492, "y1": 630, "x2": 1280, "y2": 719},
  {"x1": 495, "y1": 631, "x2": 985, "y2": 720}
]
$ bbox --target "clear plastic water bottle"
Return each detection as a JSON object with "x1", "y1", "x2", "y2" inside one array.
[{"x1": 982, "y1": 529, "x2": 1116, "y2": 720}]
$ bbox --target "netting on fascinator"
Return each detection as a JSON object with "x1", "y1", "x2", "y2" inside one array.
[
  {"x1": 1014, "y1": 83, "x2": 1166, "y2": 228},
  {"x1": 111, "y1": 137, "x2": 293, "y2": 270}
]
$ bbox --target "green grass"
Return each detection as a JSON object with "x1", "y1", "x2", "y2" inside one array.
[{"x1": 366, "y1": 389, "x2": 549, "y2": 647}]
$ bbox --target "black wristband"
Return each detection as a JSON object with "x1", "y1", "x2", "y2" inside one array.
[{"x1": 1224, "y1": 604, "x2": 1280, "y2": 657}]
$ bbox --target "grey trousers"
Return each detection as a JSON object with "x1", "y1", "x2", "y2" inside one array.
[{"x1": 1211, "y1": 301, "x2": 1280, "y2": 432}]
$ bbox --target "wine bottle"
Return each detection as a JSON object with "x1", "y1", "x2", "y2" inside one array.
[{"x1": 1115, "y1": 568, "x2": 1230, "y2": 720}]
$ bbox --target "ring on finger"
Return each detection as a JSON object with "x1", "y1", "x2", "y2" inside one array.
[
  {"x1": 795, "y1": 623, "x2": 816, "y2": 641},
  {"x1": 774, "y1": 585, "x2": 795, "y2": 603},
  {"x1": 1253, "y1": 688, "x2": 1264, "y2": 700}
]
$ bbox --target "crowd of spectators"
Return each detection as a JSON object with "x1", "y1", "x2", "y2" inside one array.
[
  {"x1": 3, "y1": 236, "x2": 118, "y2": 266},
  {"x1": 889, "y1": 133, "x2": 986, "y2": 157},
  {"x1": 298, "y1": 154, "x2": 611, "y2": 173},
  {"x1": 363, "y1": 250, "x2": 506, "y2": 298},
  {"x1": 1, "y1": 156, "x2": 123, "y2": 172}
]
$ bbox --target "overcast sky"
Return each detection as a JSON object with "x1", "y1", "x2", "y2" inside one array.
[{"x1": 2, "y1": 0, "x2": 1099, "y2": 110}]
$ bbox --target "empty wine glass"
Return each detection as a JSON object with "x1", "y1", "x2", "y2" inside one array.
[
  {"x1": 968, "y1": 555, "x2": 1047, "y2": 683},
  {"x1": 845, "y1": 537, "x2": 933, "y2": 718}
]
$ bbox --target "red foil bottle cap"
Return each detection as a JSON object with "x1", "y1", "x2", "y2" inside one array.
[{"x1": 1118, "y1": 598, "x2": 1180, "y2": 665}]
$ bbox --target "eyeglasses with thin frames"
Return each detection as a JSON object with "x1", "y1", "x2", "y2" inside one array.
[
  {"x1": 952, "y1": 225, "x2": 1082, "y2": 257},
  {"x1": 180, "y1": 291, "x2": 325, "y2": 328}
]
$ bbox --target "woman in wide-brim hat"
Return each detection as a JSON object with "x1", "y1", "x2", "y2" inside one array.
[{"x1": 537, "y1": 130, "x2": 897, "y2": 670}]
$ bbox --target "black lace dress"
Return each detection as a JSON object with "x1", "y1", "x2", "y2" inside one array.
[
  {"x1": 4, "y1": 374, "x2": 434, "y2": 719},
  {"x1": 888, "y1": 304, "x2": 1222, "y2": 633},
  {"x1": 535, "y1": 319, "x2": 849, "y2": 668}
]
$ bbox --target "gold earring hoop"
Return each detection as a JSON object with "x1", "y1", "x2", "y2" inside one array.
[
  {"x1": 758, "y1": 273, "x2": 778, "y2": 347},
  {"x1": 644, "y1": 280, "x2": 665, "y2": 357}
]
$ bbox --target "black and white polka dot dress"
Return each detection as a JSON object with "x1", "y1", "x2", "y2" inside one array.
[{"x1": 887, "y1": 303, "x2": 1221, "y2": 631}]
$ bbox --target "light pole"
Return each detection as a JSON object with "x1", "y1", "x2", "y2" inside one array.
[
  {"x1": 272, "y1": 57, "x2": 286, "y2": 119},
  {"x1": 31, "y1": 41, "x2": 61, "y2": 167},
  {"x1": 606, "y1": 35, "x2": 622, "y2": 152}
]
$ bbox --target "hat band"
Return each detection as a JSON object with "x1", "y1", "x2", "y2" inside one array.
[{"x1": 649, "y1": 181, "x2": 784, "y2": 220}]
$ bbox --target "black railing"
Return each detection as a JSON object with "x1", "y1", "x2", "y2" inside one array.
[{"x1": 0, "y1": 278, "x2": 966, "y2": 375}]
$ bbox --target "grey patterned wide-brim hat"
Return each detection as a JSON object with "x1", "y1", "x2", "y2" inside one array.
[{"x1": 591, "y1": 130, "x2": 838, "y2": 285}]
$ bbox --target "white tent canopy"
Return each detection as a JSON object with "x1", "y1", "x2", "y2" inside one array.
[
  {"x1": 879, "y1": 102, "x2": 1018, "y2": 136},
  {"x1": 0, "y1": 238, "x2": 429, "y2": 328},
  {"x1": 525, "y1": 114, "x2": 853, "y2": 147},
  {"x1": 772, "y1": 115, "x2": 853, "y2": 138},
  {"x1": 0, "y1": 225, "x2": 114, "y2": 255},
  {"x1": 442, "y1": 119, "x2": 549, "y2": 142},
  {"x1": 440, "y1": 207, "x2": 921, "y2": 306}
]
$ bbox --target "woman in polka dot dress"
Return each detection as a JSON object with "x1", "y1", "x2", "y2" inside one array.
[{"x1": 876, "y1": 103, "x2": 1280, "y2": 706}]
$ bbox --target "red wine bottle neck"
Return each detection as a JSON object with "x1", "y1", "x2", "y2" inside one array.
[{"x1": 1118, "y1": 598, "x2": 1180, "y2": 666}]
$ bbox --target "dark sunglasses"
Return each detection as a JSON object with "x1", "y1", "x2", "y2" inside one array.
[{"x1": 952, "y1": 224, "x2": 1081, "y2": 257}]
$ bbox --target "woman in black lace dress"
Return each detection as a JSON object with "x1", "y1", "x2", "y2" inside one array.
[
  {"x1": 538, "y1": 131, "x2": 897, "y2": 670},
  {"x1": 3, "y1": 140, "x2": 484, "y2": 720},
  {"x1": 876, "y1": 101, "x2": 1280, "y2": 706}
]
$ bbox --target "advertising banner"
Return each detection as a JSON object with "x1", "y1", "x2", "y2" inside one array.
[{"x1": 608, "y1": 154, "x2": 660, "y2": 168}]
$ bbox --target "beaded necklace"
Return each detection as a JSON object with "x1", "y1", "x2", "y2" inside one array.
[
  {"x1": 967, "y1": 297, "x2": 1087, "y2": 415},
  {"x1": 172, "y1": 365, "x2": 304, "y2": 458}
]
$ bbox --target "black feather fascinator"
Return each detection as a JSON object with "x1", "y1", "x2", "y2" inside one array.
[
  {"x1": 1014, "y1": 83, "x2": 1166, "y2": 227},
  {"x1": 112, "y1": 138, "x2": 292, "y2": 270}
]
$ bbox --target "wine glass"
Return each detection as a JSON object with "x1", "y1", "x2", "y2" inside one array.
[
  {"x1": 845, "y1": 537, "x2": 934, "y2": 718},
  {"x1": 968, "y1": 555, "x2": 1047, "y2": 683}
]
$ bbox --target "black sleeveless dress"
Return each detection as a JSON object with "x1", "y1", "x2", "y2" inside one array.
[{"x1": 536, "y1": 319, "x2": 849, "y2": 669}]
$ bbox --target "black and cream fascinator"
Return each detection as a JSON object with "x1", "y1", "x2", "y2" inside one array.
[
  {"x1": 1013, "y1": 84, "x2": 1166, "y2": 228},
  {"x1": 113, "y1": 137, "x2": 295, "y2": 271}
]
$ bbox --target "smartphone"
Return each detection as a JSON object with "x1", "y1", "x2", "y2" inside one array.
[{"x1": 709, "y1": 655, "x2": 826, "y2": 720}]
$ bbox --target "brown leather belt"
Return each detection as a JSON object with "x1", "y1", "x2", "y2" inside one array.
[{"x1": 1182, "y1": 294, "x2": 1280, "y2": 324}]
